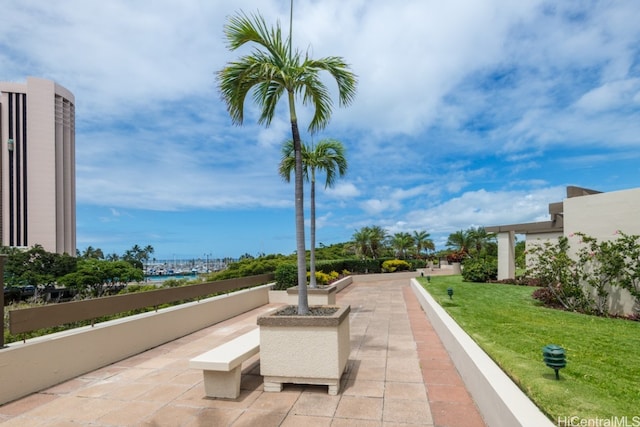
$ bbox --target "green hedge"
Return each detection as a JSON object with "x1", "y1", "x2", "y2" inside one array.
[
  {"x1": 274, "y1": 263, "x2": 298, "y2": 290},
  {"x1": 461, "y1": 257, "x2": 497, "y2": 282}
]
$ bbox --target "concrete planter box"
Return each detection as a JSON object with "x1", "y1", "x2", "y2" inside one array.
[
  {"x1": 257, "y1": 305, "x2": 350, "y2": 395},
  {"x1": 268, "y1": 276, "x2": 354, "y2": 305},
  {"x1": 286, "y1": 285, "x2": 337, "y2": 305}
]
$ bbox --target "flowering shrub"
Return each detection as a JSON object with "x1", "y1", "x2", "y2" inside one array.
[
  {"x1": 381, "y1": 259, "x2": 411, "y2": 273},
  {"x1": 446, "y1": 251, "x2": 466, "y2": 263},
  {"x1": 526, "y1": 232, "x2": 640, "y2": 316},
  {"x1": 525, "y1": 236, "x2": 592, "y2": 312},
  {"x1": 307, "y1": 270, "x2": 340, "y2": 286}
]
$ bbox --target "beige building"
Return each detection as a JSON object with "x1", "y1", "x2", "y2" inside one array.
[
  {"x1": 0, "y1": 77, "x2": 76, "y2": 254},
  {"x1": 487, "y1": 186, "x2": 640, "y2": 314}
]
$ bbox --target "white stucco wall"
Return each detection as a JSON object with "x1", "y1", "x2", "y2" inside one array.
[
  {"x1": 525, "y1": 232, "x2": 563, "y2": 269},
  {"x1": 563, "y1": 187, "x2": 640, "y2": 240},
  {"x1": 563, "y1": 187, "x2": 640, "y2": 315}
]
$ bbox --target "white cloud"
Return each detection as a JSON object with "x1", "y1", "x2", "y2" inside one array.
[
  {"x1": 325, "y1": 182, "x2": 360, "y2": 199},
  {"x1": 404, "y1": 187, "x2": 566, "y2": 234},
  {"x1": 574, "y1": 79, "x2": 640, "y2": 113},
  {"x1": 360, "y1": 198, "x2": 401, "y2": 216},
  {"x1": 3, "y1": 0, "x2": 640, "y2": 256}
]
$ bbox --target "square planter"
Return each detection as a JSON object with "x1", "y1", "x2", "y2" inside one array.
[
  {"x1": 257, "y1": 305, "x2": 350, "y2": 395},
  {"x1": 286, "y1": 285, "x2": 337, "y2": 305}
]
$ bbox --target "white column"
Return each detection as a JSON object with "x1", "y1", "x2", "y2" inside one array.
[{"x1": 497, "y1": 231, "x2": 515, "y2": 280}]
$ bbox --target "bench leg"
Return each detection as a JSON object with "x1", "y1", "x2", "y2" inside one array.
[{"x1": 202, "y1": 367, "x2": 241, "y2": 399}]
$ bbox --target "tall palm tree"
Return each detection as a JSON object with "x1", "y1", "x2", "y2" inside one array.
[
  {"x1": 218, "y1": 11, "x2": 357, "y2": 314},
  {"x1": 280, "y1": 138, "x2": 347, "y2": 287}
]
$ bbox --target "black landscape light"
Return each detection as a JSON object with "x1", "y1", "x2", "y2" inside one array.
[
  {"x1": 447, "y1": 287, "x2": 453, "y2": 299},
  {"x1": 542, "y1": 344, "x2": 566, "y2": 380},
  {"x1": 427, "y1": 275, "x2": 431, "y2": 283}
]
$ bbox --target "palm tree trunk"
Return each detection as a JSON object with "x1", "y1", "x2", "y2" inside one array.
[
  {"x1": 289, "y1": 92, "x2": 308, "y2": 314},
  {"x1": 309, "y1": 169, "x2": 317, "y2": 288}
]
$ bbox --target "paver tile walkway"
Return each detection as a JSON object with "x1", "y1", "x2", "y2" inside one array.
[{"x1": 0, "y1": 274, "x2": 487, "y2": 426}]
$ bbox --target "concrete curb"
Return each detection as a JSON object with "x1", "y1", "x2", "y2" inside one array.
[{"x1": 410, "y1": 279, "x2": 554, "y2": 427}]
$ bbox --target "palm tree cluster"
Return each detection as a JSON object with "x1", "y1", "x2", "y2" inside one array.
[
  {"x1": 218, "y1": 10, "x2": 357, "y2": 314},
  {"x1": 445, "y1": 226, "x2": 496, "y2": 259},
  {"x1": 77, "y1": 244, "x2": 154, "y2": 269},
  {"x1": 349, "y1": 226, "x2": 435, "y2": 260}
]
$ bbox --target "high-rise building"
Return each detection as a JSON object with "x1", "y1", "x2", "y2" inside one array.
[{"x1": 0, "y1": 77, "x2": 76, "y2": 255}]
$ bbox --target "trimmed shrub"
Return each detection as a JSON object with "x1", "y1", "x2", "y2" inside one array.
[
  {"x1": 274, "y1": 263, "x2": 297, "y2": 290},
  {"x1": 315, "y1": 260, "x2": 349, "y2": 274},
  {"x1": 381, "y1": 259, "x2": 411, "y2": 273},
  {"x1": 307, "y1": 270, "x2": 340, "y2": 286},
  {"x1": 340, "y1": 259, "x2": 382, "y2": 274},
  {"x1": 406, "y1": 259, "x2": 424, "y2": 270},
  {"x1": 461, "y1": 258, "x2": 497, "y2": 282}
]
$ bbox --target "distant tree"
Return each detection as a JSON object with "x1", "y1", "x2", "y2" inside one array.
[
  {"x1": 78, "y1": 246, "x2": 104, "y2": 260},
  {"x1": 315, "y1": 242, "x2": 350, "y2": 260},
  {"x1": 142, "y1": 245, "x2": 154, "y2": 266},
  {"x1": 390, "y1": 232, "x2": 413, "y2": 259},
  {"x1": 2, "y1": 245, "x2": 76, "y2": 288},
  {"x1": 467, "y1": 226, "x2": 496, "y2": 257},
  {"x1": 59, "y1": 259, "x2": 143, "y2": 297},
  {"x1": 515, "y1": 239, "x2": 526, "y2": 269},
  {"x1": 367, "y1": 226, "x2": 390, "y2": 258},
  {"x1": 106, "y1": 253, "x2": 120, "y2": 262},
  {"x1": 350, "y1": 228, "x2": 370, "y2": 259},
  {"x1": 412, "y1": 230, "x2": 434, "y2": 259},
  {"x1": 446, "y1": 230, "x2": 473, "y2": 256},
  {"x1": 122, "y1": 244, "x2": 154, "y2": 269},
  {"x1": 350, "y1": 226, "x2": 389, "y2": 259}
]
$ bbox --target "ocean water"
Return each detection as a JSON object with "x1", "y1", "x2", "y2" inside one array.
[{"x1": 144, "y1": 273, "x2": 199, "y2": 283}]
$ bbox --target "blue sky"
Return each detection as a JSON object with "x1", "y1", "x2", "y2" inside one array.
[{"x1": 2, "y1": 0, "x2": 639, "y2": 260}]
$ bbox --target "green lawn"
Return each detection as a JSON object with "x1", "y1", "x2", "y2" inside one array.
[{"x1": 418, "y1": 276, "x2": 640, "y2": 421}]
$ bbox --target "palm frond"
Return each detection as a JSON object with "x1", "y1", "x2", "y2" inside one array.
[{"x1": 305, "y1": 57, "x2": 358, "y2": 107}]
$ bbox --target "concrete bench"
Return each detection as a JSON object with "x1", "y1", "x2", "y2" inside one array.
[{"x1": 189, "y1": 328, "x2": 260, "y2": 399}]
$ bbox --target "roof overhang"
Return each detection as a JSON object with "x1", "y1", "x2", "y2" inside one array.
[
  {"x1": 486, "y1": 220, "x2": 563, "y2": 234},
  {"x1": 484, "y1": 186, "x2": 604, "y2": 236}
]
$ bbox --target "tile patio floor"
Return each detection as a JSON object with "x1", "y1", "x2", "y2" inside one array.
[{"x1": 0, "y1": 275, "x2": 487, "y2": 427}]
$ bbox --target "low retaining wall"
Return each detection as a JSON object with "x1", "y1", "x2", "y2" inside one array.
[
  {"x1": 0, "y1": 284, "x2": 270, "y2": 405},
  {"x1": 268, "y1": 276, "x2": 354, "y2": 304},
  {"x1": 410, "y1": 279, "x2": 553, "y2": 427},
  {"x1": 351, "y1": 271, "x2": 420, "y2": 282}
]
